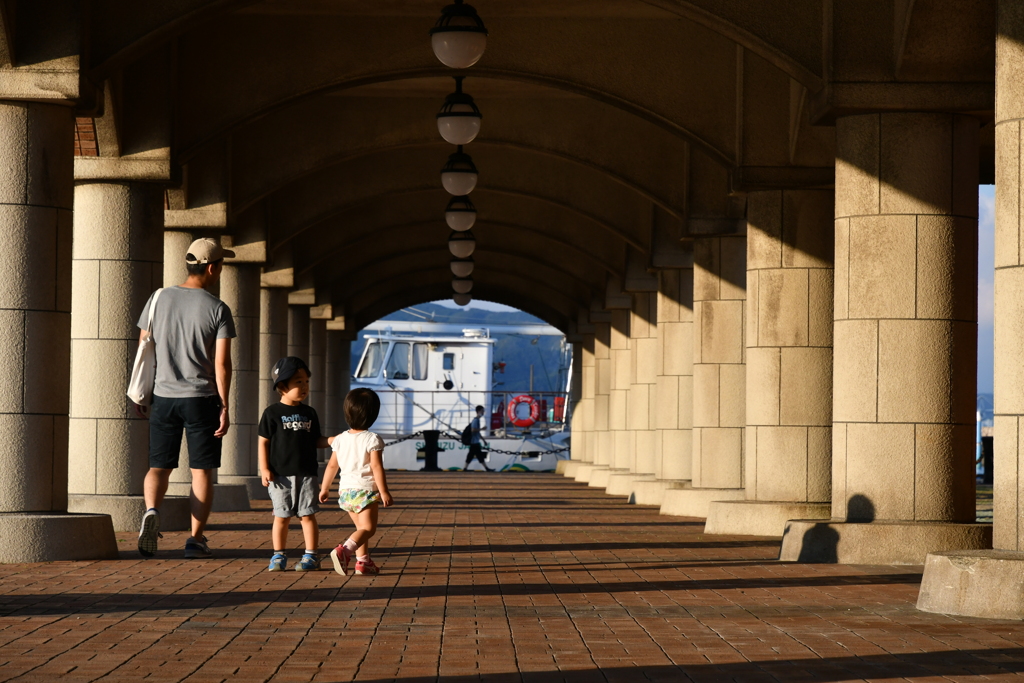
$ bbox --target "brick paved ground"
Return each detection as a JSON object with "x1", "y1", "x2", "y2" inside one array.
[{"x1": 2, "y1": 473, "x2": 1023, "y2": 682}]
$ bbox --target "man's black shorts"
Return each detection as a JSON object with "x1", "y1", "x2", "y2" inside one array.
[{"x1": 149, "y1": 395, "x2": 223, "y2": 470}]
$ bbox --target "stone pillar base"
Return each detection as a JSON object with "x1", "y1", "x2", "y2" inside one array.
[
  {"x1": 558, "y1": 460, "x2": 584, "y2": 476},
  {"x1": 219, "y1": 475, "x2": 271, "y2": 501},
  {"x1": 705, "y1": 500, "x2": 830, "y2": 537},
  {"x1": 779, "y1": 520, "x2": 992, "y2": 565},
  {"x1": 573, "y1": 463, "x2": 608, "y2": 483},
  {"x1": 588, "y1": 467, "x2": 628, "y2": 488},
  {"x1": 660, "y1": 487, "x2": 745, "y2": 518},
  {"x1": 632, "y1": 479, "x2": 689, "y2": 506},
  {"x1": 166, "y1": 483, "x2": 252, "y2": 512},
  {"x1": 918, "y1": 550, "x2": 1024, "y2": 619},
  {"x1": 0, "y1": 513, "x2": 119, "y2": 563},
  {"x1": 605, "y1": 472, "x2": 655, "y2": 496},
  {"x1": 68, "y1": 494, "x2": 192, "y2": 533}
]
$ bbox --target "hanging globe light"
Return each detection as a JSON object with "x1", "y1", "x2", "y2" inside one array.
[
  {"x1": 452, "y1": 276, "x2": 474, "y2": 294},
  {"x1": 430, "y1": 0, "x2": 488, "y2": 69},
  {"x1": 453, "y1": 292, "x2": 472, "y2": 306},
  {"x1": 437, "y1": 77, "x2": 482, "y2": 145},
  {"x1": 448, "y1": 230, "x2": 476, "y2": 258},
  {"x1": 445, "y1": 195, "x2": 476, "y2": 231},
  {"x1": 441, "y1": 146, "x2": 478, "y2": 195},
  {"x1": 450, "y1": 256, "x2": 474, "y2": 277}
]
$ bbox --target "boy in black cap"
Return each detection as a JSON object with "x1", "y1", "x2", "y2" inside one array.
[{"x1": 258, "y1": 356, "x2": 334, "y2": 571}]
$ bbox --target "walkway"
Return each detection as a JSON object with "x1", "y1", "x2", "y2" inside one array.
[{"x1": 1, "y1": 473, "x2": 1022, "y2": 682}]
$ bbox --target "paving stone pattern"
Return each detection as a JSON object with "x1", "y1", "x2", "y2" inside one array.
[{"x1": 1, "y1": 473, "x2": 1023, "y2": 682}]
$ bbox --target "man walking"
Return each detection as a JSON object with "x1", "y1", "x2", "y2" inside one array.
[
  {"x1": 464, "y1": 405, "x2": 494, "y2": 472},
  {"x1": 136, "y1": 238, "x2": 236, "y2": 558}
]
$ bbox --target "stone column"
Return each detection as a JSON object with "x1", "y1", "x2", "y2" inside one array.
[
  {"x1": 575, "y1": 318, "x2": 611, "y2": 482},
  {"x1": 634, "y1": 266, "x2": 694, "y2": 505},
  {"x1": 308, "y1": 318, "x2": 327, "y2": 462},
  {"x1": 590, "y1": 310, "x2": 630, "y2": 488},
  {"x1": 917, "y1": 4, "x2": 1024, "y2": 617},
  {"x1": 325, "y1": 330, "x2": 351, "y2": 435},
  {"x1": 260, "y1": 288, "x2": 289, "y2": 411},
  {"x1": 0, "y1": 102, "x2": 117, "y2": 562},
  {"x1": 706, "y1": 190, "x2": 834, "y2": 536},
  {"x1": 781, "y1": 113, "x2": 989, "y2": 565},
  {"x1": 217, "y1": 263, "x2": 264, "y2": 499},
  {"x1": 661, "y1": 234, "x2": 747, "y2": 517},
  {"x1": 288, "y1": 304, "x2": 310, "y2": 361},
  {"x1": 607, "y1": 293, "x2": 659, "y2": 497},
  {"x1": 562, "y1": 332, "x2": 596, "y2": 478},
  {"x1": 66, "y1": 181, "x2": 190, "y2": 531}
]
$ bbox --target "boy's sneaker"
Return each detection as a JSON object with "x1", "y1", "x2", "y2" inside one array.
[
  {"x1": 137, "y1": 508, "x2": 161, "y2": 558},
  {"x1": 329, "y1": 545, "x2": 352, "y2": 576},
  {"x1": 355, "y1": 559, "x2": 379, "y2": 575},
  {"x1": 183, "y1": 536, "x2": 212, "y2": 559},
  {"x1": 294, "y1": 553, "x2": 320, "y2": 572},
  {"x1": 268, "y1": 553, "x2": 287, "y2": 572}
]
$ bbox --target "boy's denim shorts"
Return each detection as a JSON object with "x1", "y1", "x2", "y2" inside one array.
[{"x1": 268, "y1": 475, "x2": 320, "y2": 518}]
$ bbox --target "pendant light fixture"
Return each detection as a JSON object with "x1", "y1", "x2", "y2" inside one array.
[
  {"x1": 448, "y1": 230, "x2": 476, "y2": 258},
  {"x1": 445, "y1": 195, "x2": 477, "y2": 231},
  {"x1": 450, "y1": 256, "x2": 474, "y2": 277},
  {"x1": 441, "y1": 146, "x2": 478, "y2": 195},
  {"x1": 437, "y1": 77, "x2": 482, "y2": 145},
  {"x1": 452, "y1": 276, "x2": 474, "y2": 294},
  {"x1": 430, "y1": 0, "x2": 488, "y2": 69},
  {"x1": 453, "y1": 292, "x2": 472, "y2": 306}
]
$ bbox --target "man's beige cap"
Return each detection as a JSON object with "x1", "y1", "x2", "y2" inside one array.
[{"x1": 185, "y1": 237, "x2": 235, "y2": 264}]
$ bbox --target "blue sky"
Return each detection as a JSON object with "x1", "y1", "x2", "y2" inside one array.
[{"x1": 435, "y1": 188, "x2": 997, "y2": 393}]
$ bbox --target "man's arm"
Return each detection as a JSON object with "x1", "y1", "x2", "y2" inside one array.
[{"x1": 214, "y1": 337, "x2": 232, "y2": 438}]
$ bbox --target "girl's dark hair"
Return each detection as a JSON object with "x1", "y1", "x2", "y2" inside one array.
[{"x1": 344, "y1": 388, "x2": 381, "y2": 430}]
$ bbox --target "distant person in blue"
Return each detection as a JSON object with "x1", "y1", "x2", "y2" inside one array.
[{"x1": 464, "y1": 405, "x2": 494, "y2": 472}]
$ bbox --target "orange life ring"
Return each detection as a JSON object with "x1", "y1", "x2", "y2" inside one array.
[{"x1": 507, "y1": 394, "x2": 540, "y2": 428}]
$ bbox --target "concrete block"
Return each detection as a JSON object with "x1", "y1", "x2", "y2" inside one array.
[
  {"x1": 24, "y1": 310, "x2": 70, "y2": 415},
  {"x1": 0, "y1": 205, "x2": 60, "y2": 311},
  {"x1": 693, "y1": 364, "x2": 720, "y2": 427},
  {"x1": 916, "y1": 215, "x2": 977, "y2": 322},
  {"x1": 879, "y1": 113, "x2": 953, "y2": 216},
  {"x1": 692, "y1": 301, "x2": 704, "y2": 362},
  {"x1": 835, "y1": 115, "x2": 880, "y2": 218},
  {"x1": 806, "y1": 426, "x2": 832, "y2": 502},
  {"x1": 211, "y1": 483, "x2": 251, "y2": 512},
  {"x1": 0, "y1": 512, "x2": 118, "y2": 563},
  {"x1": 660, "y1": 486, "x2": 745, "y2": 519},
  {"x1": 634, "y1": 430, "x2": 656, "y2": 474},
  {"x1": 0, "y1": 309, "x2": 25, "y2": 413},
  {"x1": 746, "y1": 346, "x2": 780, "y2": 426},
  {"x1": 660, "y1": 428, "x2": 691, "y2": 481},
  {"x1": 701, "y1": 300, "x2": 744, "y2": 365},
  {"x1": 994, "y1": 123, "x2": 1021, "y2": 268},
  {"x1": 606, "y1": 472, "x2": 655, "y2": 496},
  {"x1": 848, "y1": 214, "x2": 917, "y2": 320},
  {"x1": 589, "y1": 466, "x2": 627, "y2": 489},
  {"x1": 632, "y1": 479, "x2": 689, "y2": 506},
  {"x1": 612, "y1": 348, "x2": 632, "y2": 388},
  {"x1": 779, "y1": 519, "x2": 992, "y2": 565},
  {"x1": 71, "y1": 259, "x2": 100, "y2": 339},
  {"x1": 832, "y1": 319, "x2": 878, "y2": 422},
  {"x1": 914, "y1": 423, "x2": 976, "y2": 521},
  {"x1": 877, "y1": 319, "x2": 953, "y2": 424},
  {"x1": 993, "y1": 415, "x2": 1020, "y2": 550},
  {"x1": 0, "y1": 414, "x2": 55, "y2": 512},
  {"x1": 780, "y1": 346, "x2": 832, "y2": 426},
  {"x1": 995, "y1": 269, "x2": 1024, "y2": 415},
  {"x1": 662, "y1": 321, "x2": 692, "y2": 376},
  {"x1": 678, "y1": 375, "x2": 693, "y2": 430},
  {"x1": 71, "y1": 339, "x2": 129, "y2": 419},
  {"x1": 782, "y1": 190, "x2": 834, "y2": 269},
  {"x1": 705, "y1": 500, "x2": 829, "y2": 537},
  {"x1": 68, "y1": 493, "x2": 191, "y2": 532},
  {"x1": 67, "y1": 417, "x2": 97, "y2": 494},
  {"x1": 746, "y1": 193, "x2": 783, "y2": 270},
  {"x1": 807, "y1": 268, "x2": 834, "y2": 346},
  {"x1": 746, "y1": 272, "x2": 759, "y2": 348},
  {"x1": 574, "y1": 463, "x2": 607, "y2": 483},
  {"x1": 918, "y1": 550, "x2": 1024, "y2": 619},
  {"x1": 613, "y1": 430, "x2": 634, "y2": 470},
  {"x1": 756, "y1": 269, "x2": 809, "y2": 347},
  {"x1": 593, "y1": 394, "x2": 609, "y2": 432},
  {"x1": 754, "y1": 426, "x2": 808, "y2": 502},
  {"x1": 95, "y1": 418, "x2": 149, "y2": 495},
  {"x1": 834, "y1": 218, "x2": 850, "y2": 320},
  {"x1": 718, "y1": 363, "x2": 746, "y2": 428},
  {"x1": 634, "y1": 338, "x2": 658, "y2": 384},
  {"x1": 557, "y1": 459, "x2": 580, "y2": 476},
  {"x1": 608, "y1": 390, "x2": 627, "y2": 431},
  {"x1": 627, "y1": 384, "x2": 650, "y2": 431},
  {"x1": 693, "y1": 239, "x2": 720, "y2": 302},
  {"x1": 719, "y1": 236, "x2": 747, "y2": 300},
  {"x1": 696, "y1": 427, "x2": 743, "y2": 489},
  {"x1": 845, "y1": 422, "x2": 915, "y2": 520},
  {"x1": 596, "y1": 357, "x2": 612, "y2": 395},
  {"x1": 832, "y1": 423, "x2": 848, "y2": 518}
]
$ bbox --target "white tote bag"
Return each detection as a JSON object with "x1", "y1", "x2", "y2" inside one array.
[{"x1": 126, "y1": 288, "x2": 163, "y2": 407}]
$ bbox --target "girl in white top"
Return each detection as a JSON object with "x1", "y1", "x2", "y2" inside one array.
[{"x1": 319, "y1": 388, "x2": 394, "y2": 576}]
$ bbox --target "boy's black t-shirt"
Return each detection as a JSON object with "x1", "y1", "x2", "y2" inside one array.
[{"x1": 258, "y1": 402, "x2": 322, "y2": 476}]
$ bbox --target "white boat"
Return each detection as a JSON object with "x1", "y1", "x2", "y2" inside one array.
[{"x1": 350, "y1": 321, "x2": 572, "y2": 471}]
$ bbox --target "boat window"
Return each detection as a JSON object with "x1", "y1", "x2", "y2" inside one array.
[
  {"x1": 412, "y1": 343, "x2": 428, "y2": 380},
  {"x1": 356, "y1": 341, "x2": 389, "y2": 378},
  {"x1": 386, "y1": 342, "x2": 411, "y2": 380},
  {"x1": 443, "y1": 353, "x2": 455, "y2": 370}
]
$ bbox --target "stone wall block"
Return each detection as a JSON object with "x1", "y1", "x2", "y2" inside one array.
[
  {"x1": 835, "y1": 114, "x2": 881, "y2": 217},
  {"x1": 844, "y1": 422, "x2": 916, "y2": 521},
  {"x1": 745, "y1": 273, "x2": 759, "y2": 349},
  {"x1": 612, "y1": 348, "x2": 631, "y2": 388},
  {"x1": 719, "y1": 237, "x2": 747, "y2": 300},
  {"x1": 614, "y1": 430, "x2": 633, "y2": 470},
  {"x1": 994, "y1": 267, "x2": 1024, "y2": 413},
  {"x1": 693, "y1": 239, "x2": 720, "y2": 302},
  {"x1": 658, "y1": 270, "x2": 681, "y2": 322},
  {"x1": 700, "y1": 300, "x2": 744, "y2": 365},
  {"x1": 608, "y1": 390, "x2": 627, "y2": 431},
  {"x1": 70, "y1": 339, "x2": 130, "y2": 419},
  {"x1": 97, "y1": 260, "x2": 153, "y2": 338},
  {"x1": 807, "y1": 268, "x2": 835, "y2": 346},
  {"x1": 678, "y1": 375, "x2": 693, "y2": 429},
  {"x1": 70, "y1": 260, "x2": 101, "y2": 339},
  {"x1": 756, "y1": 269, "x2": 809, "y2": 347},
  {"x1": 832, "y1": 319, "x2": 878, "y2": 423},
  {"x1": 593, "y1": 394, "x2": 609, "y2": 431},
  {"x1": 655, "y1": 376, "x2": 679, "y2": 430},
  {"x1": 0, "y1": 310, "x2": 25, "y2": 413},
  {"x1": 913, "y1": 423, "x2": 975, "y2": 522},
  {"x1": 0, "y1": 414, "x2": 55, "y2": 512},
  {"x1": 610, "y1": 310, "x2": 629, "y2": 349},
  {"x1": 692, "y1": 364, "x2": 720, "y2": 427},
  {"x1": 745, "y1": 346, "x2": 780, "y2": 426},
  {"x1": 692, "y1": 301, "x2": 704, "y2": 361},
  {"x1": 877, "y1": 320, "x2": 954, "y2": 424},
  {"x1": 783, "y1": 191, "x2": 835, "y2": 269},
  {"x1": 661, "y1": 322, "x2": 692, "y2": 376},
  {"x1": 754, "y1": 426, "x2": 808, "y2": 502},
  {"x1": 848, "y1": 215, "x2": 917, "y2": 320},
  {"x1": 73, "y1": 184, "x2": 131, "y2": 261},
  {"x1": 635, "y1": 430, "x2": 656, "y2": 473},
  {"x1": 993, "y1": 415, "x2": 1020, "y2": 549},
  {"x1": 747, "y1": 192, "x2": 783, "y2": 269},
  {"x1": 834, "y1": 218, "x2": 851, "y2": 319},
  {"x1": 0, "y1": 104, "x2": 29, "y2": 204},
  {"x1": 779, "y1": 347, "x2": 832, "y2": 426},
  {"x1": 661, "y1": 429, "x2": 691, "y2": 480},
  {"x1": 595, "y1": 357, "x2": 611, "y2": 395},
  {"x1": 917, "y1": 216, "x2": 978, "y2": 321},
  {"x1": 635, "y1": 337, "x2": 658, "y2": 384},
  {"x1": 233, "y1": 316, "x2": 258, "y2": 371},
  {"x1": 718, "y1": 363, "x2": 746, "y2": 428},
  {"x1": 95, "y1": 419, "x2": 149, "y2": 495},
  {"x1": 952, "y1": 116, "x2": 981, "y2": 218},
  {"x1": 628, "y1": 383, "x2": 650, "y2": 430},
  {"x1": 806, "y1": 426, "x2": 832, "y2": 501},
  {"x1": 26, "y1": 104, "x2": 73, "y2": 208},
  {"x1": 288, "y1": 306, "x2": 310, "y2": 360},
  {"x1": 994, "y1": 121, "x2": 1021, "y2": 268},
  {"x1": 56, "y1": 210, "x2": 73, "y2": 313},
  {"x1": 68, "y1": 418, "x2": 96, "y2": 495},
  {"x1": 879, "y1": 114, "x2": 953, "y2": 215},
  {"x1": 832, "y1": 422, "x2": 848, "y2": 518},
  {"x1": 698, "y1": 427, "x2": 742, "y2": 489},
  {"x1": 24, "y1": 311, "x2": 70, "y2": 415},
  {"x1": 0, "y1": 205, "x2": 59, "y2": 311}
]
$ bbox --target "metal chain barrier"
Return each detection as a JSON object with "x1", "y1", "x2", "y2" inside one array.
[
  {"x1": 439, "y1": 430, "x2": 570, "y2": 456},
  {"x1": 383, "y1": 431, "x2": 424, "y2": 446}
]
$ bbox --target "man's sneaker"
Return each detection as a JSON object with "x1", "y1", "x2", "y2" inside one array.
[
  {"x1": 355, "y1": 559, "x2": 380, "y2": 575},
  {"x1": 138, "y1": 508, "x2": 161, "y2": 558},
  {"x1": 268, "y1": 553, "x2": 287, "y2": 572},
  {"x1": 294, "y1": 553, "x2": 320, "y2": 572},
  {"x1": 184, "y1": 536, "x2": 212, "y2": 559},
  {"x1": 329, "y1": 545, "x2": 352, "y2": 576}
]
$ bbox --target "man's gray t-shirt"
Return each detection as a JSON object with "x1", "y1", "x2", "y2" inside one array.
[
  {"x1": 471, "y1": 415, "x2": 483, "y2": 445},
  {"x1": 138, "y1": 286, "x2": 236, "y2": 398}
]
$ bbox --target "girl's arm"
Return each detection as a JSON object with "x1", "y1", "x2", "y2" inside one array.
[
  {"x1": 318, "y1": 451, "x2": 340, "y2": 503},
  {"x1": 258, "y1": 436, "x2": 273, "y2": 486},
  {"x1": 369, "y1": 450, "x2": 393, "y2": 507}
]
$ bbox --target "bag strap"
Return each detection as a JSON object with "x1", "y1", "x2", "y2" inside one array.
[{"x1": 146, "y1": 288, "x2": 164, "y2": 335}]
